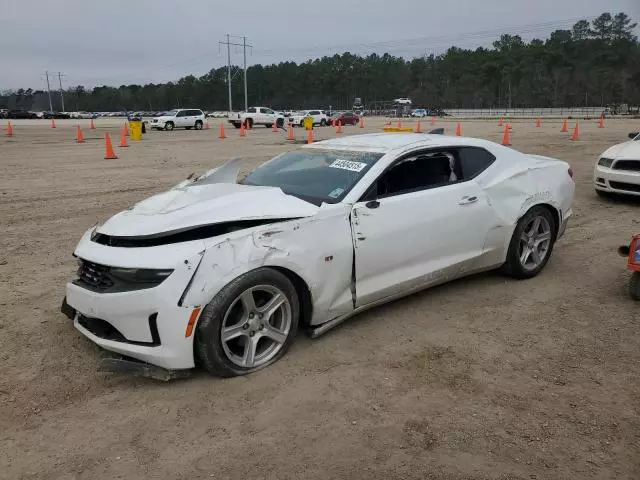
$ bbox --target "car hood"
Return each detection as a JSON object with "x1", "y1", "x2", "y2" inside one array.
[
  {"x1": 601, "y1": 140, "x2": 640, "y2": 160},
  {"x1": 152, "y1": 115, "x2": 174, "y2": 121},
  {"x1": 98, "y1": 182, "x2": 320, "y2": 237}
]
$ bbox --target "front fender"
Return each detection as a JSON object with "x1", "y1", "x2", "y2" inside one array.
[{"x1": 180, "y1": 207, "x2": 354, "y2": 325}]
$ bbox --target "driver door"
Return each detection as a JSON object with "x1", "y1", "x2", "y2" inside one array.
[{"x1": 351, "y1": 147, "x2": 500, "y2": 307}]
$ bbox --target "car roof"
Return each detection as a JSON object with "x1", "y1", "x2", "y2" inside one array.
[{"x1": 305, "y1": 133, "x2": 494, "y2": 153}]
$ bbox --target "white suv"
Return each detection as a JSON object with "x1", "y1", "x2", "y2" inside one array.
[
  {"x1": 288, "y1": 110, "x2": 328, "y2": 127},
  {"x1": 150, "y1": 109, "x2": 205, "y2": 131}
]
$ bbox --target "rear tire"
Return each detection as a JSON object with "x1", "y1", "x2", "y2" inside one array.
[
  {"x1": 195, "y1": 268, "x2": 299, "y2": 377},
  {"x1": 501, "y1": 206, "x2": 557, "y2": 279},
  {"x1": 630, "y1": 272, "x2": 640, "y2": 301}
]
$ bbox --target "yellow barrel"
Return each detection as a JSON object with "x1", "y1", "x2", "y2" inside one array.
[
  {"x1": 129, "y1": 120, "x2": 143, "y2": 141},
  {"x1": 303, "y1": 116, "x2": 313, "y2": 131}
]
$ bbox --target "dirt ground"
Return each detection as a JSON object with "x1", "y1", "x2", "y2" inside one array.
[{"x1": 1, "y1": 116, "x2": 639, "y2": 480}]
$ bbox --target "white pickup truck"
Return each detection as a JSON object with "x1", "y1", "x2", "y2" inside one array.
[{"x1": 228, "y1": 107, "x2": 285, "y2": 129}]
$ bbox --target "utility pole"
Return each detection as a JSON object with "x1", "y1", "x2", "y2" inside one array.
[
  {"x1": 219, "y1": 34, "x2": 252, "y2": 112},
  {"x1": 243, "y1": 36, "x2": 248, "y2": 112},
  {"x1": 44, "y1": 71, "x2": 53, "y2": 112},
  {"x1": 57, "y1": 72, "x2": 66, "y2": 112}
]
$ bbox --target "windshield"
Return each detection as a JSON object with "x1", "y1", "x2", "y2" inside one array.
[
  {"x1": 165, "y1": 109, "x2": 179, "y2": 116},
  {"x1": 242, "y1": 149, "x2": 384, "y2": 205}
]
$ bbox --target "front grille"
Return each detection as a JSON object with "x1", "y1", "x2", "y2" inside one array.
[
  {"x1": 77, "y1": 260, "x2": 114, "y2": 291},
  {"x1": 609, "y1": 181, "x2": 640, "y2": 193},
  {"x1": 612, "y1": 160, "x2": 640, "y2": 171}
]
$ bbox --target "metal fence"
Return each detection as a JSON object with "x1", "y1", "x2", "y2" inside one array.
[{"x1": 441, "y1": 107, "x2": 607, "y2": 119}]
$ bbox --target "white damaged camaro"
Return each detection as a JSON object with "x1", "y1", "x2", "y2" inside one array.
[{"x1": 62, "y1": 133, "x2": 574, "y2": 378}]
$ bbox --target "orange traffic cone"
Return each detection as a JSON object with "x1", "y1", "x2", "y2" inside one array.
[
  {"x1": 272, "y1": 120, "x2": 278, "y2": 132},
  {"x1": 570, "y1": 122, "x2": 580, "y2": 141},
  {"x1": 307, "y1": 128, "x2": 314, "y2": 144},
  {"x1": 287, "y1": 124, "x2": 295, "y2": 141},
  {"x1": 336, "y1": 121, "x2": 343, "y2": 134},
  {"x1": 76, "y1": 125, "x2": 85, "y2": 144},
  {"x1": 6, "y1": 121, "x2": 13, "y2": 137},
  {"x1": 240, "y1": 122, "x2": 246, "y2": 137},
  {"x1": 536, "y1": 118, "x2": 541, "y2": 128},
  {"x1": 415, "y1": 120, "x2": 423, "y2": 133},
  {"x1": 455, "y1": 122, "x2": 462, "y2": 136},
  {"x1": 430, "y1": 116, "x2": 436, "y2": 126},
  {"x1": 359, "y1": 117, "x2": 364, "y2": 129},
  {"x1": 502, "y1": 124, "x2": 512, "y2": 146},
  {"x1": 104, "y1": 133, "x2": 117, "y2": 159},
  {"x1": 219, "y1": 123, "x2": 226, "y2": 139},
  {"x1": 89, "y1": 118, "x2": 96, "y2": 129},
  {"x1": 396, "y1": 119, "x2": 402, "y2": 129},
  {"x1": 560, "y1": 119, "x2": 568, "y2": 132},
  {"x1": 498, "y1": 118, "x2": 503, "y2": 127},
  {"x1": 119, "y1": 127, "x2": 129, "y2": 147},
  {"x1": 51, "y1": 118, "x2": 56, "y2": 128},
  {"x1": 598, "y1": 116, "x2": 605, "y2": 128}
]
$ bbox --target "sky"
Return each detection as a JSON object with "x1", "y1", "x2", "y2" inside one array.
[{"x1": 1, "y1": 0, "x2": 638, "y2": 90}]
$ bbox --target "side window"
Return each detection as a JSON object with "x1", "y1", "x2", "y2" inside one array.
[
  {"x1": 309, "y1": 110, "x2": 320, "y2": 115},
  {"x1": 457, "y1": 147, "x2": 495, "y2": 180},
  {"x1": 365, "y1": 150, "x2": 459, "y2": 199},
  {"x1": 263, "y1": 108, "x2": 274, "y2": 114},
  {"x1": 176, "y1": 110, "x2": 186, "y2": 117},
  {"x1": 247, "y1": 107, "x2": 256, "y2": 113},
  {"x1": 190, "y1": 110, "x2": 203, "y2": 116}
]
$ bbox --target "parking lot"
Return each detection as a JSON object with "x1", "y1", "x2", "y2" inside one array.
[{"x1": 1, "y1": 117, "x2": 639, "y2": 479}]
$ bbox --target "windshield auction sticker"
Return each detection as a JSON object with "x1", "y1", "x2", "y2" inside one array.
[{"x1": 329, "y1": 159, "x2": 367, "y2": 172}]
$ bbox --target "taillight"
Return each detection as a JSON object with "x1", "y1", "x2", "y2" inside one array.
[
  {"x1": 567, "y1": 167, "x2": 574, "y2": 179},
  {"x1": 630, "y1": 236, "x2": 640, "y2": 267}
]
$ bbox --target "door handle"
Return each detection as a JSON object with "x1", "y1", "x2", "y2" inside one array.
[{"x1": 458, "y1": 196, "x2": 478, "y2": 205}]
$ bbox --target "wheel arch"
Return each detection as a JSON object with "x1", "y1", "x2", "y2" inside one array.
[{"x1": 269, "y1": 266, "x2": 313, "y2": 328}]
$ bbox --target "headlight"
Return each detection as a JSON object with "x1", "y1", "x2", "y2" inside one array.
[
  {"x1": 598, "y1": 157, "x2": 614, "y2": 167},
  {"x1": 75, "y1": 258, "x2": 174, "y2": 293},
  {"x1": 110, "y1": 267, "x2": 173, "y2": 284}
]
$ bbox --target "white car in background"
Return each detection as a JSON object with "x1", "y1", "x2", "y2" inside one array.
[
  {"x1": 149, "y1": 109, "x2": 205, "y2": 131},
  {"x1": 288, "y1": 110, "x2": 328, "y2": 127},
  {"x1": 62, "y1": 133, "x2": 573, "y2": 379},
  {"x1": 594, "y1": 131, "x2": 640, "y2": 197}
]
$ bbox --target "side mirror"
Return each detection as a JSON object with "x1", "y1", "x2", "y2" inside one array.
[
  {"x1": 365, "y1": 200, "x2": 380, "y2": 209},
  {"x1": 629, "y1": 132, "x2": 639, "y2": 139}
]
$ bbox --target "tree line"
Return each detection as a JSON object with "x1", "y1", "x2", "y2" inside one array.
[{"x1": 1, "y1": 12, "x2": 638, "y2": 112}]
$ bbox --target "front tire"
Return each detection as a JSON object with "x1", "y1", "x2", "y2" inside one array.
[
  {"x1": 195, "y1": 268, "x2": 299, "y2": 377},
  {"x1": 194, "y1": 120, "x2": 203, "y2": 130},
  {"x1": 630, "y1": 272, "x2": 640, "y2": 301},
  {"x1": 164, "y1": 122, "x2": 174, "y2": 131},
  {"x1": 501, "y1": 206, "x2": 556, "y2": 279},
  {"x1": 320, "y1": 119, "x2": 327, "y2": 126}
]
